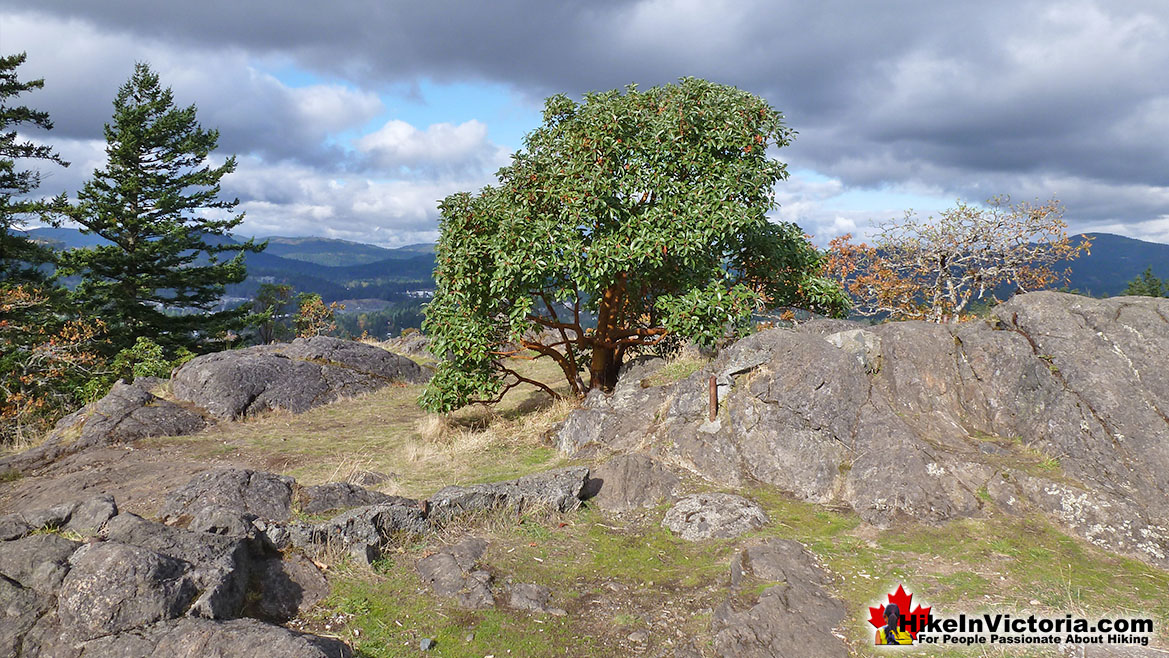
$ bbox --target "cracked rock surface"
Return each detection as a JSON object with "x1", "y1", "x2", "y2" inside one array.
[{"x1": 557, "y1": 292, "x2": 1169, "y2": 566}]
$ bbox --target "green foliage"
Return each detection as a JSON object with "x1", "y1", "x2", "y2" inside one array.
[
  {"x1": 252, "y1": 282, "x2": 295, "y2": 344},
  {"x1": 110, "y1": 337, "x2": 175, "y2": 381},
  {"x1": 0, "y1": 52, "x2": 70, "y2": 286},
  {"x1": 56, "y1": 62, "x2": 263, "y2": 356},
  {"x1": 422, "y1": 78, "x2": 847, "y2": 412},
  {"x1": 294, "y1": 293, "x2": 342, "y2": 338},
  {"x1": 0, "y1": 54, "x2": 94, "y2": 445},
  {"x1": 1123, "y1": 267, "x2": 1168, "y2": 297}
]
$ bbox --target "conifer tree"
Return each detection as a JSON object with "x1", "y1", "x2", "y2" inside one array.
[
  {"x1": 60, "y1": 62, "x2": 263, "y2": 355},
  {"x1": 0, "y1": 52, "x2": 69, "y2": 284}
]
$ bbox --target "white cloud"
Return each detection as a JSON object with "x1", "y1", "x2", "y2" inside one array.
[{"x1": 355, "y1": 119, "x2": 510, "y2": 176}]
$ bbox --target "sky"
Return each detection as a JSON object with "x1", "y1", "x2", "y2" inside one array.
[{"x1": 2, "y1": 1, "x2": 1168, "y2": 248}]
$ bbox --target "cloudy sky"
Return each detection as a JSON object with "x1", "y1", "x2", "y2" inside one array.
[{"x1": 3, "y1": 1, "x2": 1168, "y2": 247}]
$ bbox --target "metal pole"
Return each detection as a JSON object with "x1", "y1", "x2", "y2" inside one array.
[{"x1": 708, "y1": 375, "x2": 717, "y2": 421}]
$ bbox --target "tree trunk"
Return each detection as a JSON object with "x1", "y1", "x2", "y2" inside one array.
[{"x1": 588, "y1": 275, "x2": 626, "y2": 391}]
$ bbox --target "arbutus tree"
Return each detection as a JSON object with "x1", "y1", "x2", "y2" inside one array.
[{"x1": 420, "y1": 78, "x2": 848, "y2": 413}]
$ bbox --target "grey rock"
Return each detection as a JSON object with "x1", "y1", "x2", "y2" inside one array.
[
  {"x1": 616, "y1": 355, "x2": 668, "y2": 392},
  {"x1": 506, "y1": 583, "x2": 565, "y2": 616},
  {"x1": 662, "y1": 493, "x2": 768, "y2": 541},
  {"x1": 0, "y1": 574, "x2": 53, "y2": 658},
  {"x1": 557, "y1": 384, "x2": 671, "y2": 456},
  {"x1": 74, "y1": 617, "x2": 353, "y2": 658},
  {"x1": 0, "y1": 533, "x2": 81, "y2": 592},
  {"x1": 171, "y1": 336, "x2": 429, "y2": 420},
  {"x1": 65, "y1": 494, "x2": 119, "y2": 536},
  {"x1": 557, "y1": 293, "x2": 1169, "y2": 566},
  {"x1": 823, "y1": 328, "x2": 882, "y2": 373},
  {"x1": 420, "y1": 637, "x2": 436, "y2": 651},
  {"x1": 161, "y1": 468, "x2": 294, "y2": 523},
  {"x1": 287, "y1": 501, "x2": 425, "y2": 553},
  {"x1": 247, "y1": 553, "x2": 329, "y2": 623},
  {"x1": 585, "y1": 454, "x2": 680, "y2": 512},
  {"x1": 429, "y1": 466, "x2": 590, "y2": 516},
  {"x1": 386, "y1": 332, "x2": 430, "y2": 358},
  {"x1": 296, "y1": 481, "x2": 411, "y2": 515},
  {"x1": 712, "y1": 539, "x2": 847, "y2": 658},
  {"x1": 189, "y1": 505, "x2": 256, "y2": 539},
  {"x1": 0, "y1": 378, "x2": 206, "y2": 474},
  {"x1": 416, "y1": 537, "x2": 493, "y2": 609},
  {"x1": 20, "y1": 501, "x2": 78, "y2": 531},
  {"x1": 58, "y1": 542, "x2": 198, "y2": 641},
  {"x1": 0, "y1": 513, "x2": 31, "y2": 541},
  {"x1": 104, "y1": 513, "x2": 252, "y2": 620}
]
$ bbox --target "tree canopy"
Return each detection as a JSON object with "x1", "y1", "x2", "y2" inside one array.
[
  {"x1": 421, "y1": 78, "x2": 847, "y2": 413},
  {"x1": 57, "y1": 62, "x2": 262, "y2": 355}
]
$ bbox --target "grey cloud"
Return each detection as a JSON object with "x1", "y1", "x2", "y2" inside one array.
[{"x1": 5, "y1": 0, "x2": 1168, "y2": 240}]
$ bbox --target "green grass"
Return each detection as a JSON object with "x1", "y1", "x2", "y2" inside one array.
[{"x1": 643, "y1": 355, "x2": 707, "y2": 387}]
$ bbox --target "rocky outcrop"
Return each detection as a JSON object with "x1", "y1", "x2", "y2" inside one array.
[
  {"x1": 429, "y1": 466, "x2": 590, "y2": 517},
  {"x1": 296, "y1": 481, "x2": 413, "y2": 515},
  {"x1": 1, "y1": 337, "x2": 431, "y2": 478},
  {"x1": 0, "y1": 495, "x2": 349, "y2": 658},
  {"x1": 160, "y1": 468, "x2": 295, "y2": 523},
  {"x1": 557, "y1": 292, "x2": 1169, "y2": 566},
  {"x1": 171, "y1": 335, "x2": 430, "y2": 420},
  {"x1": 712, "y1": 539, "x2": 848, "y2": 657},
  {"x1": 0, "y1": 378, "x2": 207, "y2": 475}
]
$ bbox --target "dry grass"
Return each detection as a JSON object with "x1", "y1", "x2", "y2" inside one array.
[{"x1": 155, "y1": 354, "x2": 579, "y2": 499}]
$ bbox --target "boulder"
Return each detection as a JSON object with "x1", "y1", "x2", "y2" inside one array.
[
  {"x1": 0, "y1": 533, "x2": 81, "y2": 592},
  {"x1": 662, "y1": 493, "x2": 768, "y2": 541},
  {"x1": 585, "y1": 454, "x2": 680, "y2": 512},
  {"x1": 58, "y1": 542, "x2": 198, "y2": 641},
  {"x1": 712, "y1": 539, "x2": 848, "y2": 658},
  {"x1": 160, "y1": 468, "x2": 294, "y2": 523},
  {"x1": 65, "y1": 494, "x2": 119, "y2": 536},
  {"x1": 416, "y1": 537, "x2": 493, "y2": 609},
  {"x1": 557, "y1": 293, "x2": 1169, "y2": 566},
  {"x1": 429, "y1": 467, "x2": 590, "y2": 517},
  {"x1": 188, "y1": 505, "x2": 257, "y2": 539},
  {"x1": 0, "y1": 378, "x2": 206, "y2": 475},
  {"x1": 104, "y1": 513, "x2": 253, "y2": 620},
  {"x1": 0, "y1": 491, "x2": 353, "y2": 656},
  {"x1": 171, "y1": 336, "x2": 429, "y2": 420},
  {"x1": 296, "y1": 481, "x2": 412, "y2": 515}
]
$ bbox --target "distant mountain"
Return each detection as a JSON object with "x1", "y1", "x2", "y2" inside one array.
[
  {"x1": 260, "y1": 236, "x2": 398, "y2": 266},
  {"x1": 20, "y1": 228, "x2": 1168, "y2": 302},
  {"x1": 1064, "y1": 233, "x2": 1169, "y2": 297},
  {"x1": 22, "y1": 227, "x2": 436, "y2": 305}
]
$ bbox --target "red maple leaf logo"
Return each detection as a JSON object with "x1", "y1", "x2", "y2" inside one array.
[{"x1": 868, "y1": 584, "x2": 932, "y2": 640}]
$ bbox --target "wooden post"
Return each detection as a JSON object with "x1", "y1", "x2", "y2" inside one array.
[{"x1": 708, "y1": 375, "x2": 717, "y2": 421}]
